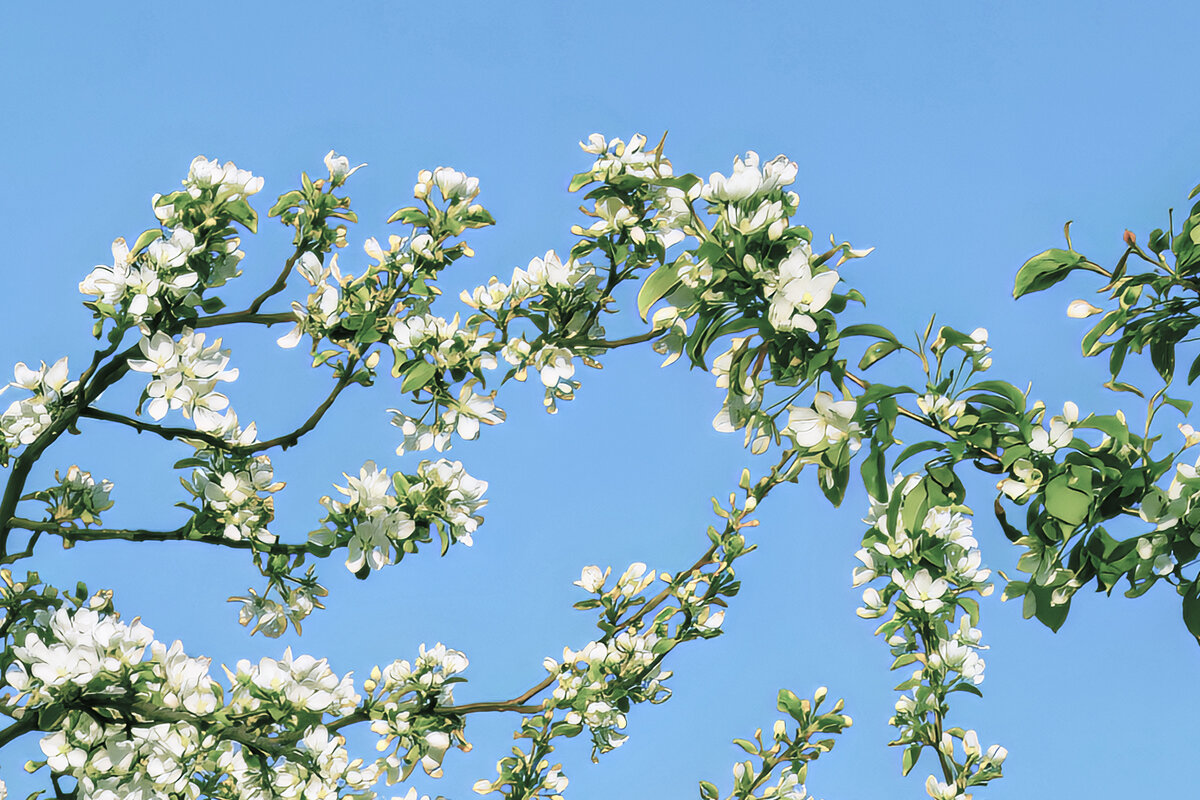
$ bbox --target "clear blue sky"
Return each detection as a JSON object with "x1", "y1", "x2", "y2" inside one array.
[{"x1": 3, "y1": 2, "x2": 1198, "y2": 797}]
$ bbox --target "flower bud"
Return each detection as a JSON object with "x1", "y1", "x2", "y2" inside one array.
[{"x1": 1067, "y1": 299, "x2": 1101, "y2": 318}]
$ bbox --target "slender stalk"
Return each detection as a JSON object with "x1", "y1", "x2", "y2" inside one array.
[{"x1": 7, "y1": 518, "x2": 310, "y2": 556}]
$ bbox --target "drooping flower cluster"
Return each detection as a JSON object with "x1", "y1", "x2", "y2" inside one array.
[
  {"x1": 367, "y1": 643, "x2": 470, "y2": 782},
  {"x1": 276, "y1": 251, "x2": 345, "y2": 351},
  {"x1": 309, "y1": 459, "x2": 487, "y2": 575},
  {"x1": 179, "y1": 454, "x2": 284, "y2": 544},
  {"x1": 853, "y1": 473, "x2": 1003, "y2": 798},
  {"x1": 0, "y1": 357, "x2": 76, "y2": 460},
  {"x1": 387, "y1": 311, "x2": 503, "y2": 452},
  {"x1": 127, "y1": 328, "x2": 238, "y2": 432}
]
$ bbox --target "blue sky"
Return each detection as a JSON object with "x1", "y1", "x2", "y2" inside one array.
[{"x1": 3, "y1": 1, "x2": 1199, "y2": 797}]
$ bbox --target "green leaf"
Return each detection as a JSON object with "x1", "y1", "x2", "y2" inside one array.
[
  {"x1": 1104, "y1": 379, "x2": 1144, "y2": 398},
  {"x1": 993, "y1": 498, "x2": 1024, "y2": 543},
  {"x1": 568, "y1": 171, "x2": 596, "y2": 192},
  {"x1": 130, "y1": 228, "x2": 163, "y2": 255},
  {"x1": 893, "y1": 440, "x2": 945, "y2": 469},
  {"x1": 732, "y1": 738, "x2": 758, "y2": 754},
  {"x1": 1164, "y1": 394, "x2": 1194, "y2": 417},
  {"x1": 400, "y1": 360, "x2": 437, "y2": 394},
  {"x1": 839, "y1": 323, "x2": 900, "y2": 344},
  {"x1": 636, "y1": 261, "x2": 682, "y2": 322},
  {"x1": 1187, "y1": 352, "x2": 1200, "y2": 385},
  {"x1": 1044, "y1": 473, "x2": 1091, "y2": 527},
  {"x1": 901, "y1": 744, "x2": 921, "y2": 776},
  {"x1": 1013, "y1": 248, "x2": 1085, "y2": 299},
  {"x1": 859, "y1": 340, "x2": 901, "y2": 370},
  {"x1": 225, "y1": 200, "x2": 258, "y2": 233},
  {"x1": 860, "y1": 442, "x2": 887, "y2": 501},
  {"x1": 1182, "y1": 578, "x2": 1200, "y2": 643},
  {"x1": 1029, "y1": 582, "x2": 1071, "y2": 632},
  {"x1": 386, "y1": 206, "x2": 430, "y2": 226},
  {"x1": 777, "y1": 688, "x2": 805, "y2": 721},
  {"x1": 269, "y1": 190, "x2": 304, "y2": 217},
  {"x1": 1082, "y1": 310, "x2": 1124, "y2": 357},
  {"x1": 858, "y1": 383, "x2": 916, "y2": 405},
  {"x1": 968, "y1": 380, "x2": 1026, "y2": 413}
]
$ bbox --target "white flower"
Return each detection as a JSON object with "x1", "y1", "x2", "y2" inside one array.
[
  {"x1": 575, "y1": 566, "x2": 608, "y2": 593},
  {"x1": 323, "y1": 149, "x2": 365, "y2": 183},
  {"x1": 898, "y1": 568, "x2": 949, "y2": 613},
  {"x1": 785, "y1": 392, "x2": 861, "y2": 450},
  {"x1": 1030, "y1": 400, "x2": 1078, "y2": 454},
  {"x1": 702, "y1": 151, "x2": 797, "y2": 203},
  {"x1": 765, "y1": 244, "x2": 839, "y2": 333},
  {"x1": 431, "y1": 166, "x2": 480, "y2": 202}
]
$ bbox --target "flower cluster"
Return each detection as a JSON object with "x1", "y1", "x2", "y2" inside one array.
[
  {"x1": 7, "y1": 606, "x2": 377, "y2": 800},
  {"x1": 0, "y1": 356, "x2": 76, "y2": 459},
  {"x1": 545, "y1": 626, "x2": 671, "y2": 757},
  {"x1": 580, "y1": 133, "x2": 673, "y2": 183},
  {"x1": 179, "y1": 156, "x2": 266, "y2": 202},
  {"x1": 388, "y1": 311, "x2": 503, "y2": 451},
  {"x1": 81, "y1": 155, "x2": 260, "y2": 335},
  {"x1": 179, "y1": 454, "x2": 283, "y2": 544},
  {"x1": 366, "y1": 643, "x2": 470, "y2": 781},
  {"x1": 310, "y1": 459, "x2": 487, "y2": 575},
  {"x1": 853, "y1": 473, "x2": 1003, "y2": 798},
  {"x1": 1029, "y1": 400, "x2": 1079, "y2": 455},
  {"x1": 29, "y1": 465, "x2": 114, "y2": 527},
  {"x1": 276, "y1": 251, "x2": 345, "y2": 351},
  {"x1": 128, "y1": 328, "x2": 238, "y2": 432},
  {"x1": 461, "y1": 250, "x2": 605, "y2": 413},
  {"x1": 79, "y1": 231, "x2": 209, "y2": 331}
]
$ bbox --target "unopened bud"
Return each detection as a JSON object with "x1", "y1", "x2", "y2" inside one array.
[
  {"x1": 1066, "y1": 299, "x2": 1101, "y2": 318},
  {"x1": 1123, "y1": 229, "x2": 1136, "y2": 246}
]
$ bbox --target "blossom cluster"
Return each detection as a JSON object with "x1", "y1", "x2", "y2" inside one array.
[
  {"x1": 0, "y1": 356, "x2": 76, "y2": 459},
  {"x1": 128, "y1": 328, "x2": 238, "y2": 432},
  {"x1": 30, "y1": 465, "x2": 114, "y2": 527},
  {"x1": 179, "y1": 453, "x2": 284, "y2": 544},
  {"x1": 6, "y1": 606, "x2": 376, "y2": 800},
  {"x1": 388, "y1": 312, "x2": 503, "y2": 452},
  {"x1": 310, "y1": 459, "x2": 487, "y2": 575},
  {"x1": 544, "y1": 625, "x2": 670, "y2": 757},
  {"x1": 78, "y1": 231, "x2": 206, "y2": 331},
  {"x1": 366, "y1": 643, "x2": 470, "y2": 781},
  {"x1": 80, "y1": 156, "x2": 260, "y2": 335},
  {"x1": 461, "y1": 249, "x2": 605, "y2": 413},
  {"x1": 853, "y1": 474, "x2": 1003, "y2": 798}
]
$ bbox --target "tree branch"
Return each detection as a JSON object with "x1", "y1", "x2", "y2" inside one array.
[
  {"x1": 79, "y1": 407, "x2": 232, "y2": 450},
  {"x1": 7, "y1": 518, "x2": 310, "y2": 556},
  {"x1": 80, "y1": 359, "x2": 359, "y2": 455},
  {"x1": 193, "y1": 311, "x2": 297, "y2": 330}
]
